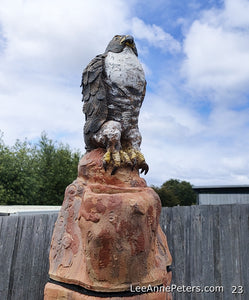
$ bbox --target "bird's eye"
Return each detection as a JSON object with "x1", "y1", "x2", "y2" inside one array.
[{"x1": 114, "y1": 35, "x2": 121, "y2": 40}]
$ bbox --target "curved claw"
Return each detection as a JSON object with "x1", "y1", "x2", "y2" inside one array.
[
  {"x1": 103, "y1": 160, "x2": 107, "y2": 172},
  {"x1": 140, "y1": 163, "x2": 149, "y2": 175},
  {"x1": 111, "y1": 166, "x2": 118, "y2": 175}
]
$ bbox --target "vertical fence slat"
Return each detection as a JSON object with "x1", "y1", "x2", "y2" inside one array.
[
  {"x1": 212, "y1": 205, "x2": 223, "y2": 300},
  {"x1": 0, "y1": 216, "x2": 19, "y2": 300},
  {"x1": 189, "y1": 205, "x2": 205, "y2": 300},
  {"x1": 199, "y1": 205, "x2": 215, "y2": 300},
  {"x1": 219, "y1": 205, "x2": 235, "y2": 300},
  {"x1": 239, "y1": 205, "x2": 249, "y2": 299}
]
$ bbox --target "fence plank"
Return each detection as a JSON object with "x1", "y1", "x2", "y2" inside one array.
[
  {"x1": 0, "y1": 216, "x2": 19, "y2": 300},
  {"x1": 200, "y1": 205, "x2": 215, "y2": 300},
  {"x1": 218, "y1": 205, "x2": 235, "y2": 300},
  {"x1": 189, "y1": 205, "x2": 204, "y2": 300},
  {"x1": 212, "y1": 205, "x2": 223, "y2": 300},
  {"x1": 239, "y1": 205, "x2": 249, "y2": 299}
]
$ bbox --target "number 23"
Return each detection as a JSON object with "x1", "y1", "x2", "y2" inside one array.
[{"x1": 232, "y1": 286, "x2": 243, "y2": 294}]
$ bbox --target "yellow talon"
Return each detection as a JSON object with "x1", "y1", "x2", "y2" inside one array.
[
  {"x1": 126, "y1": 147, "x2": 137, "y2": 161},
  {"x1": 112, "y1": 151, "x2": 121, "y2": 167},
  {"x1": 135, "y1": 150, "x2": 146, "y2": 165},
  {"x1": 103, "y1": 150, "x2": 111, "y2": 164},
  {"x1": 120, "y1": 150, "x2": 132, "y2": 165},
  {"x1": 102, "y1": 148, "x2": 148, "y2": 175}
]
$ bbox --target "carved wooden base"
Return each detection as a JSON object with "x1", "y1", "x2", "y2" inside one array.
[
  {"x1": 44, "y1": 282, "x2": 172, "y2": 300},
  {"x1": 45, "y1": 149, "x2": 172, "y2": 298}
]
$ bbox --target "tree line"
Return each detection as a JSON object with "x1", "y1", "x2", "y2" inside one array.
[
  {"x1": 0, "y1": 132, "x2": 81, "y2": 205},
  {"x1": 0, "y1": 132, "x2": 196, "y2": 206}
]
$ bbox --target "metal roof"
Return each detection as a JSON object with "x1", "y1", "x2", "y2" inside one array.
[
  {"x1": 0, "y1": 205, "x2": 61, "y2": 216},
  {"x1": 193, "y1": 185, "x2": 249, "y2": 193}
]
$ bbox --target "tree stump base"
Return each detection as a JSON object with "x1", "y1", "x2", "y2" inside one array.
[{"x1": 45, "y1": 149, "x2": 172, "y2": 299}]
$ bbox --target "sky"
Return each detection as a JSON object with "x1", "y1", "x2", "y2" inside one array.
[{"x1": 1, "y1": 0, "x2": 249, "y2": 187}]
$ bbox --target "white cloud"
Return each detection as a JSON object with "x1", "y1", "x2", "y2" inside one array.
[
  {"x1": 204, "y1": 0, "x2": 249, "y2": 29},
  {"x1": 182, "y1": 0, "x2": 249, "y2": 95},
  {"x1": 173, "y1": 0, "x2": 249, "y2": 186},
  {"x1": 139, "y1": 89, "x2": 208, "y2": 185},
  {"x1": 138, "y1": 75, "x2": 249, "y2": 186},
  {"x1": 0, "y1": 75, "x2": 83, "y2": 147},
  {"x1": 207, "y1": 106, "x2": 249, "y2": 139},
  {"x1": 0, "y1": 0, "x2": 176, "y2": 77},
  {"x1": 141, "y1": 115, "x2": 249, "y2": 186},
  {"x1": 140, "y1": 93, "x2": 205, "y2": 142},
  {"x1": 131, "y1": 17, "x2": 181, "y2": 53},
  {"x1": 0, "y1": 0, "x2": 131, "y2": 76}
]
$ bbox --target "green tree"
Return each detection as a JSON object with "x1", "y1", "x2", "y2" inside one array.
[
  {"x1": 0, "y1": 137, "x2": 39, "y2": 205},
  {"x1": 0, "y1": 132, "x2": 81, "y2": 205},
  {"x1": 152, "y1": 179, "x2": 196, "y2": 207},
  {"x1": 36, "y1": 133, "x2": 81, "y2": 205}
]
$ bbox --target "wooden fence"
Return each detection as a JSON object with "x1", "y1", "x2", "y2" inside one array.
[
  {"x1": 0, "y1": 213, "x2": 58, "y2": 300},
  {"x1": 0, "y1": 204, "x2": 248, "y2": 299},
  {"x1": 161, "y1": 204, "x2": 249, "y2": 300}
]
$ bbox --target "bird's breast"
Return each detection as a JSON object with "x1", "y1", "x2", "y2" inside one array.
[{"x1": 105, "y1": 47, "x2": 145, "y2": 93}]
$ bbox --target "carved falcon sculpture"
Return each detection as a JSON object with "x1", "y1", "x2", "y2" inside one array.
[{"x1": 81, "y1": 35, "x2": 148, "y2": 175}]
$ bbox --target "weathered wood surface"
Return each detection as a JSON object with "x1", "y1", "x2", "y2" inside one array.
[
  {"x1": 0, "y1": 213, "x2": 58, "y2": 300},
  {"x1": 161, "y1": 204, "x2": 249, "y2": 300},
  {"x1": 0, "y1": 204, "x2": 248, "y2": 300}
]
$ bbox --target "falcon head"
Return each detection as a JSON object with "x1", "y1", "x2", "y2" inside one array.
[{"x1": 105, "y1": 35, "x2": 138, "y2": 56}]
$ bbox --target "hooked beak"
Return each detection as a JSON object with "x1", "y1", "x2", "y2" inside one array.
[{"x1": 120, "y1": 35, "x2": 135, "y2": 48}]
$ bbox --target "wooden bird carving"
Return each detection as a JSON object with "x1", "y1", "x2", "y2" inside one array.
[{"x1": 81, "y1": 35, "x2": 148, "y2": 175}]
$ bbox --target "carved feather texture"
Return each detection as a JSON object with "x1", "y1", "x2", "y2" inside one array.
[{"x1": 81, "y1": 55, "x2": 108, "y2": 134}]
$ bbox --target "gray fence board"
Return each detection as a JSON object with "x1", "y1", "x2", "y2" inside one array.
[
  {"x1": 0, "y1": 216, "x2": 19, "y2": 300},
  {"x1": 0, "y1": 205, "x2": 248, "y2": 300},
  {"x1": 239, "y1": 205, "x2": 249, "y2": 298}
]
